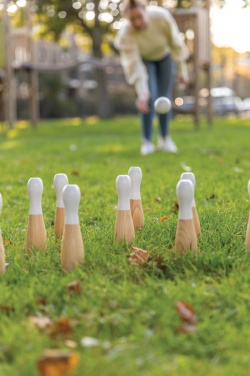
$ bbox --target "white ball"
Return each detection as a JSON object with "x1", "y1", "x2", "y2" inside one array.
[{"x1": 154, "y1": 97, "x2": 171, "y2": 114}]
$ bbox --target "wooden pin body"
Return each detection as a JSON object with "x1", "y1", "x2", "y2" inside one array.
[
  {"x1": 175, "y1": 179, "x2": 197, "y2": 255},
  {"x1": 26, "y1": 214, "x2": 46, "y2": 253},
  {"x1": 192, "y1": 207, "x2": 201, "y2": 237},
  {"x1": 130, "y1": 199, "x2": 144, "y2": 230},
  {"x1": 175, "y1": 219, "x2": 197, "y2": 255},
  {"x1": 114, "y1": 210, "x2": 135, "y2": 244},
  {"x1": 61, "y1": 224, "x2": 84, "y2": 271},
  {"x1": 54, "y1": 207, "x2": 65, "y2": 240},
  {"x1": 246, "y1": 215, "x2": 250, "y2": 250},
  {"x1": 0, "y1": 232, "x2": 5, "y2": 273},
  {"x1": 53, "y1": 173, "x2": 68, "y2": 240}
]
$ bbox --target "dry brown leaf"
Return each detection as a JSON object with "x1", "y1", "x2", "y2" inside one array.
[
  {"x1": 171, "y1": 200, "x2": 179, "y2": 214},
  {"x1": 29, "y1": 316, "x2": 53, "y2": 330},
  {"x1": 37, "y1": 349, "x2": 79, "y2": 376},
  {"x1": 128, "y1": 246, "x2": 149, "y2": 266},
  {"x1": 175, "y1": 301, "x2": 197, "y2": 334},
  {"x1": 71, "y1": 170, "x2": 80, "y2": 176},
  {"x1": 175, "y1": 301, "x2": 197, "y2": 325},
  {"x1": 66, "y1": 280, "x2": 82, "y2": 295},
  {"x1": 0, "y1": 304, "x2": 15, "y2": 314},
  {"x1": 35, "y1": 297, "x2": 47, "y2": 306},
  {"x1": 48, "y1": 318, "x2": 73, "y2": 338}
]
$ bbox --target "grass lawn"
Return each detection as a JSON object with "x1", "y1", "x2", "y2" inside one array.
[{"x1": 0, "y1": 115, "x2": 250, "y2": 375}]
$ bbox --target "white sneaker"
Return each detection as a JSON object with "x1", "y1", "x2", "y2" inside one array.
[
  {"x1": 158, "y1": 136, "x2": 178, "y2": 153},
  {"x1": 140, "y1": 140, "x2": 155, "y2": 156}
]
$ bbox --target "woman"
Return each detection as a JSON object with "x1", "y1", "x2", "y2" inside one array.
[{"x1": 114, "y1": 0, "x2": 189, "y2": 155}]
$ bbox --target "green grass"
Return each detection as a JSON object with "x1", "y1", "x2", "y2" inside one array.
[{"x1": 0, "y1": 115, "x2": 250, "y2": 375}]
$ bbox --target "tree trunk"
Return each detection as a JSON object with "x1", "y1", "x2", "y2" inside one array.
[{"x1": 91, "y1": 26, "x2": 111, "y2": 119}]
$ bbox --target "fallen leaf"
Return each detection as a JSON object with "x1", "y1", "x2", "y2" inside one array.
[
  {"x1": 128, "y1": 246, "x2": 149, "y2": 266},
  {"x1": 37, "y1": 349, "x2": 79, "y2": 376},
  {"x1": 175, "y1": 301, "x2": 196, "y2": 325},
  {"x1": 206, "y1": 193, "x2": 216, "y2": 201},
  {"x1": 150, "y1": 255, "x2": 167, "y2": 270},
  {"x1": 48, "y1": 318, "x2": 73, "y2": 338},
  {"x1": 29, "y1": 316, "x2": 53, "y2": 330},
  {"x1": 3, "y1": 240, "x2": 12, "y2": 246},
  {"x1": 171, "y1": 200, "x2": 179, "y2": 214},
  {"x1": 64, "y1": 340, "x2": 77, "y2": 349},
  {"x1": 66, "y1": 280, "x2": 82, "y2": 295},
  {"x1": 0, "y1": 304, "x2": 15, "y2": 314},
  {"x1": 35, "y1": 297, "x2": 47, "y2": 306},
  {"x1": 156, "y1": 197, "x2": 162, "y2": 202},
  {"x1": 71, "y1": 170, "x2": 80, "y2": 176},
  {"x1": 175, "y1": 301, "x2": 197, "y2": 334},
  {"x1": 160, "y1": 215, "x2": 168, "y2": 222}
]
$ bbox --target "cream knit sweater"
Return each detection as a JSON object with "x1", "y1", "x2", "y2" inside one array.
[{"x1": 114, "y1": 6, "x2": 189, "y2": 99}]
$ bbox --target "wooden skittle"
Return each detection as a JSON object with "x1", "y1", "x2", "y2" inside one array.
[
  {"x1": 114, "y1": 210, "x2": 135, "y2": 243},
  {"x1": 246, "y1": 180, "x2": 250, "y2": 250},
  {"x1": 60, "y1": 184, "x2": 84, "y2": 271},
  {"x1": 114, "y1": 175, "x2": 135, "y2": 244},
  {"x1": 181, "y1": 172, "x2": 200, "y2": 237},
  {"x1": 130, "y1": 199, "x2": 144, "y2": 230},
  {"x1": 26, "y1": 214, "x2": 47, "y2": 253},
  {"x1": 54, "y1": 207, "x2": 65, "y2": 240},
  {"x1": 0, "y1": 194, "x2": 5, "y2": 273},
  {"x1": 26, "y1": 178, "x2": 46, "y2": 254},
  {"x1": 61, "y1": 224, "x2": 84, "y2": 271},
  {"x1": 53, "y1": 174, "x2": 68, "y2": 240},
  {"x1": 175, "y1": 179, "x2": 197, "y2": 254},
  {"x1": 192, "y1": 206, "x2": 200, "y2": 237},
  {"x1": 128, "y1": 167, "x2": 144, "y2": 230}
]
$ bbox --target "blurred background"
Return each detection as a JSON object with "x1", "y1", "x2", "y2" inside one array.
[{"x1": 0, "y1": 0, "x2": 250, "y2": 126}]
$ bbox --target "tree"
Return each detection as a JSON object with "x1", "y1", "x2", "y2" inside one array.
[
  {"x1": 35, "y1": 0, "x2": 121, "y2": 119},
  {"x1": 33, "y1": 0, "x2": 250, "y2": 118}
]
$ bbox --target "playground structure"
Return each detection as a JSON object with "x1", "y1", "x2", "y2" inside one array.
[
  {"x1": 172, "y1": 0, "x2": 212, "y2": 127},
  {"x1": 0, "y1": 0, "x2": 212, "y2": 128},
  {"x1": 0, "y1": 0, "x2": 81, "y2": 128}
]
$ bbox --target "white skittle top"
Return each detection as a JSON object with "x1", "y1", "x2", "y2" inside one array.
[
  {"x1": 128, "y1": 167, "x2": 142, "y2": 200},
  {"x1": 53, "y1": 173, "x2": 69, "y2": 208},
  {"x1": 176, "y1": 179, "x2": 194, "y2": 220},
  {"x1": 28, "y1": 177, "x2": 43, "y2": 215},
  {"x1": 116, "y1": 175, "x2": 131, "y2": 210},
  {"x1": 180, "y1": 172, "x2": 196, "y2": 207},
  {"x1": 63, "y1": 184, "x2": 80, "y2": 225}
]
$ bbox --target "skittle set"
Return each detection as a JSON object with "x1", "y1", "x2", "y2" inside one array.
[{"x1": 0, "y1": 169, "x2": 249, "y2": 273}]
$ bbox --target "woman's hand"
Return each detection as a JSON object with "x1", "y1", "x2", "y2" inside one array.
[
  {"x1": 136, "y1": 95, "x2": 150, "y2": 113},
  {"x1": 178, "y1": 75, "x2": 189, "y2": 90}
]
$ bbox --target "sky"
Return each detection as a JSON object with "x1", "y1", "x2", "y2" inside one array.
[{"x1": 210, "y1": 0, "x2": 250, "y2": 53}]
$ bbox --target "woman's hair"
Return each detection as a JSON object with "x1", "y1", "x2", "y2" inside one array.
[{"x1": 123, "y1": 0, "x2": 146, "y2": 14}]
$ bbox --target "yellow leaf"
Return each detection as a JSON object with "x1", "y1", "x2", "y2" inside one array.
[{"x1": 37, "y1": 349, "x2": 79, "y2": 376}]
